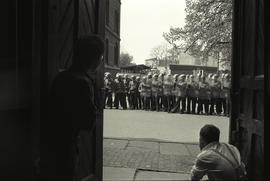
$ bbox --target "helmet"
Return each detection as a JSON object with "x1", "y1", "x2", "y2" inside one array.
[
  {"x1": 131, "y1": 75, "x2": 136, "y2": 79},
  {"x1": 142, "y1": 76, "x2": 147, "y2": 81},
  {"x1": 179, "y1": 74, "x2": 185, "y2": 78},
  {"x1": 190, "y1": 75, "x2": 194, "y2": 78},
  {"x1": 173, "y1": 74, "x2": 179, "y2": 79},
  {"x1": 136, "y1": 76, "x2": 140, "y2": 81},
  {"x1": 153, "y1": 73, "x2": 158, "y2": 78},
  {"x1": 221, "y1": 73, "x2": 225, "y2": 79},
  {"x1": 224, "y1": 73, "x2": 230, "y2": 78},
  {"x1": 212, "y1": 74, "x2": 218, "y2": 79},
  {"x1": 124, "y1": 74, "x2": 129, "y2": 78}
]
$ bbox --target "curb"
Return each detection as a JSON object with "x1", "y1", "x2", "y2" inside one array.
[{"x1": 103, "y1": 136, "x2": 199, "y2": 145}]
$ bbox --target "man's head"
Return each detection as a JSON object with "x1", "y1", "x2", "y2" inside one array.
[
  {"x1": 199, "y1": 124, "x2": 220, "y2": 150},
  {"x1": 72, "y1": 35, "x2": 104, "y2": 71}
]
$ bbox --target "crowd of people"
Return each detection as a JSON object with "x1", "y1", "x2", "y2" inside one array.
[{"x1": 104, "y1": 71, "x2": 231, "y2": 116}]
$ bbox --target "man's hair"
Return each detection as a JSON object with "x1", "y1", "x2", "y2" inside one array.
[
  {"x1": 200, "y1": 124, "x2": 220, "y2": 144},
  {"x1": 73, "y1": 35, "x2": 104, "y2": 69}
]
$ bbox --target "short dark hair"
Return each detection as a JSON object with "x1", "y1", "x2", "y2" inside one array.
[
  {"x1": 200, "y1": 124, "x2": 220, "y2": 144},
  {"x1": 73, "y1": 35, "x2": 104, "y2": 69}
]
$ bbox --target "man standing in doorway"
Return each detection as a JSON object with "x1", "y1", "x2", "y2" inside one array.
[{"x1": 47, "y1": 35, "x2": 104, "y2": 181}]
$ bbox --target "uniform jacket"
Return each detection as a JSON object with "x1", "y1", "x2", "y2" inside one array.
[
  {"x1": 157, "y1": 80, "x2": 163, "y2": 96},
  {"x1": 188, "y1": 81, "x2": 199, "y2": 97},
  {"x1": 211, "y1": 81, "x2": 221, "y2": 98},
  {"x1": 199, "y1": 81, "x2": 211, "y2": 100},
  {"x1": 129, "y1": 80, "x2": 137, "y2": 93},
  {"x1": 123, "y1": 79, "x2": 130, "y2": 93},
  {"x1": 151, "y1": 79, "x2": 159, "y2": 95},
  {"x1": 145, "y1": 79, "x2": 152, "y2": 97},
  {"x1": 175, "y1": 80, "x2": 187, "y2": 97},
  {"x1": 139, "y1": 82, "x2": 148, "y2": 97},
  {"x1": 220, "y1": 80, "x2": 231, "y2": 98},
  {"x1": 104, "y1": 78, "x2": 112, "y2": 92},
  {"x1": 163, "y1": 80, "x2": 174, "y2": 96},
  {"x1": 115, "y1": 79, "x2": 125, "y2": 93}
]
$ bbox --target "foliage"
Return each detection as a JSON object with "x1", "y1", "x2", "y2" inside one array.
[
  {"x1": 119, "y1": 51, "x2": 135, "y2": 66},
  {"x1": 150, "y1": 43, "x2": 180, "y2": 67},
  {"x1": 163, "y1": 0, "x2": 232, "y2": 65}
]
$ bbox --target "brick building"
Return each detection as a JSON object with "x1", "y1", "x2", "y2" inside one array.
[{"x1": 104, "y1": 0, "x2": 121, "y2": 75}]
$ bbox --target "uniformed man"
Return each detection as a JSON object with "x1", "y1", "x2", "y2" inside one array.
[
  {"x1": 129, "y1": 75, "x2": 138, "y2": 109},
  {"x1": 222, "y1": 73, "x2": 231, "y2": 116},
  {"x1": 104, "y1": 72, "x2": 113, "y2": 109},
  {"x1": 138, "y1": 76, "x2": 148, "y2": 110},
  {"x1": 114, "y1": 74, "x2": 127, "y2": 109},
  {"x1": 151, "y1": 73, "x2": 159, "y2": 111},
  {"x1": 207, "y1": 73, "x2": 213, "y2": 85},
  {"x1": 156, "y1": 74, "x2": 163, "y2": 111},
  {"x1": 172, "y1": 74, "x2": 179, "y2": 106},
  {"x1": 197, "y1": 75, "x2": 211, "y2": 115},
  {"x1": 160, "y1": 73, "x2": 166, "y2": 111},
  {"x1": 135, "y1": 76, "x2": 142, "y2": 109},
  {"x1": 171, "y1": 74, "x2": 187, "y2": 113},
  {"x1": 187, "y1": 75, "x2": 199, "y2": 114},
  {"x1": 145, "y1": 73, "x2": 152, "y2": 110},
  {"x1": 146, "y1": 72, "x2": 153, "y2": 110},
  {"x1": 123, "y1": 74, "x2": 131, "y2": 109},
  {"x1": 163, "y1": 74, "x2": 174, "y2": 112},
  {"x1": 209, "y1": 74, "x2": 222, "y2": 115}
]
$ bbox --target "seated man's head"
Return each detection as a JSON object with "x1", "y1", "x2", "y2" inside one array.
[
  {"x1": 199, "y1": 124, "x2": 220, "y2": 150},
  {"x1": 72, "y1": 35, "x2": 104, "y2": 72}
]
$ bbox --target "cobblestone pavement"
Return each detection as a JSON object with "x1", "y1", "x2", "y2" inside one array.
[{"x1": 103, "y1": 138, "x2": 200, "y2": 174}]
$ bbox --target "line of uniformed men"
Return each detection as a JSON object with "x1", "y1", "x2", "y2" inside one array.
[{"x1": 104, "y1": 72, "x2": 231, "y2": 116}]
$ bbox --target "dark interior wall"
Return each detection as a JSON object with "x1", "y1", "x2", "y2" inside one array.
[{"x1": 0, "y1": 0, "x2": 35, "y2": 180}]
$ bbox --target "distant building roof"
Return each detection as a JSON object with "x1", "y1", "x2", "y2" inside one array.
[
  {"x1": 169, "y1": 64, "x2": 218, "y2": 71},
  {"x1": 120, "y1": 64, "x2": 151, "y2": 71}
]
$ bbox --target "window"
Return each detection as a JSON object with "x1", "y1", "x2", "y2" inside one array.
[{"x1": 106, "y1": 0, "x2": 109, "y2": 26}]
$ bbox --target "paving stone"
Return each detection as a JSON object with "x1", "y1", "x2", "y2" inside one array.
[
  {"x1": 128, "y1": 140, "x2": 159, "y2": 152},
  {"x1": 134, "y1": 171, "x2": 190, "y2": 181},
  {"x1": 103, "y1": 142, "x2": 195, "y2": 174},
  {"x1": 103, "y1": 139, "x2": 128, "y2": 149},
  {"x1": 160, "y1": 143, "x2": 190, "y2": 156},
  {"x1": 186, "y1": 144, "x2": 201, "y2": 157},
  {"x1": 103, "y1": 167, "x2": 136, "y2": 181}
]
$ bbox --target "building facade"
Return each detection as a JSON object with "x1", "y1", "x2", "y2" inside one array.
[{"x1": 104, "y1": 0, "x2": 121, "y2": 75}]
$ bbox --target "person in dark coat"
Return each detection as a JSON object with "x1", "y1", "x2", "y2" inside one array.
[{"x1": 45, "y1": 35, "x2": 104, "y2": 181}]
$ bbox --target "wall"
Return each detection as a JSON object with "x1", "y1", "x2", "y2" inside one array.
[{"x1": 104, "y1": 0, "x2": 121, "y2": 73}]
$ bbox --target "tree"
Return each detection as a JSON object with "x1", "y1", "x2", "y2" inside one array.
[
  {"x1": 119, "y1": 52, "x2": 135, "y2": 66},
  {"x1": 163, "y1": 0, "x2": 232, "y2": 65},
  {"x1": 150, "y1": 43, "x2": 180, "y2": 67}
]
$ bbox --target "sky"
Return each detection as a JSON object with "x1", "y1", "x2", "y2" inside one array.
[{"x1": 120, "y1": 0, "x2": 186, "y2": 65}]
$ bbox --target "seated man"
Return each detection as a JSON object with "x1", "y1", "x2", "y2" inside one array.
[{"x1": 191, "y1": 124, "x2": 247, "y2": 181}]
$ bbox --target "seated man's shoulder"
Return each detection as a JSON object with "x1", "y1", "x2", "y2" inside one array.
[{"x1": 197, "y1": 149, "x2": 220, "y2": 162}]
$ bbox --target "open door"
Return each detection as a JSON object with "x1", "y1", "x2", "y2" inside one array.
[
  {"x1": 230, "y1": 0, "x2": 264, "y2": 180},
  {"x1": 47, "y1": 0, "x2": 105, "y2": 180}
]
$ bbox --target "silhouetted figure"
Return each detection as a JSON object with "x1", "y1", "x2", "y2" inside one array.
[{"x1": 44, "y1": 35, "x2": 104, "y2": 181}]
